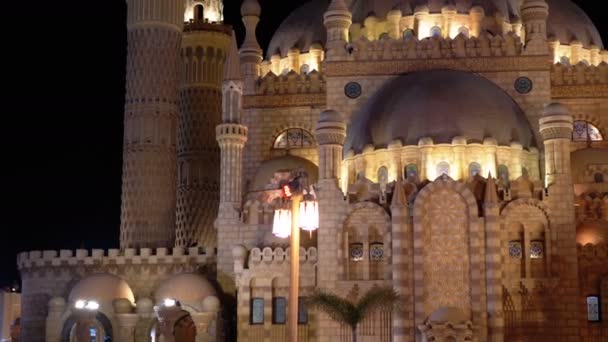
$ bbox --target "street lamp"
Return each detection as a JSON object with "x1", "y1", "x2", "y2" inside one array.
[{"x1": 272, "y1": 180, "x2": 319, "y2": 342}]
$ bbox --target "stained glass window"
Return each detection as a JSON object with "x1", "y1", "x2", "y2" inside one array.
[
  {"x1": 298, "y1": 297, "x2": 308, "y2": 324},
  {"x1": 370, "y1": 243, "x2": 384, "y2": 261},
  {"x1": 560, "y1": 56, "x2": 570, "y2": 66},
  {"x1": 508, "y1": 241, "x2": 522, "y2": 259},
  {"x1": 403, "y1": 29, "x2": 415, "y2": 41},
  {"x1": 350, "y1": 243, "x2": 364, "y2": 261},
  {"x1": 458, "y1": 26, "x2": 469, "y2": 38},
  {"x1": 498, "y1": 165, "x2": 509, "y2": 187},
  {"x1": 273, "y1": 128, "x2": 315, "y2": 149},
  {"x1": 572, "y1": 121, "x2": 603, "y2": 141},
  {"x1": 430, "y1": 26, "x2": 442, "y2": 38},
  {"x1": 469, "y1": 162, "x2": 482, "y2": 178},
  {"x1": 530, "y1": 240, "x2": 544, "y2": 259},
  {"x1": 437, "y1": 162, "x2": 450, "y2": 177},
  {"x1": 272, "y1": 297, "x2": 287, "y2": 324},
  {"x1": 251, "y1": 298, "x2": 264, "y2": 324},
  {"x1": 405, "y1": 164, "x2": 418, "y2": 182}
]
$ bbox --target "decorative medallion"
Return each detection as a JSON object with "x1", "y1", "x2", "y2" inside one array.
[
  {"x1": 344, "y1": 82, "x2": 362, "y2": 99},
  {"x1": 508, "y1": 241, "x2": 522, "y2": 259},
  {"x1": 350, "y1": 243, "x2": 364, "y2": 261},
  {"x1": 530, "y1": 240, "x2": 544, "y2": 259},
  {"x1": 370, "y1": 243, "x2": 384, "y2": 261},
  {"x1": 514, "y1": 77, "x2": 533, "y2": 94}
]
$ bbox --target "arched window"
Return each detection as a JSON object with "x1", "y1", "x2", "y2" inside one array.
[
  {"x1": 498, "y1": 164, "x2": 509, "y2": 187},
  {"x1": 194, "y1": 4, "x2": 204, "y2": 21},
  {"x1": 560, "y1": 56, "x2": 571, "y2": 66},
  {"x1": 300, "y1": 64, "x2": 310, "y2": 74},
  {"x1": 581, "y1": 59, "x2": 590, "y2": 66},
  {"x1": 430, "y1": 26, "x2": 442, "y2": 38},
  {"x1": 469, "y1": 162, "x2": 482, "y2": 178},
  {"x1": 403, "y1": 29, "x2": 416, "y2": 41},
  {"x1": 457, "y1": 26, "x2": 470, "y2": 38},
  {"x1": 379, "y1": 32, "x2": 390, "y2": 40},
  {"x1": 573, "y1": 120, "x2": 603, "y2": 141},
  {"x1": 273, "y1": 128, "x2": 315, "y2": 149},
  {"x1": 437, "y1": 161, "x2": 450, "y2": 177},
  {"x1": 405, "y1": 164, "x2": 418, "y2": 183},
  {"x1": 377, "y1": 166, "x2": 388, "y2": 190}
]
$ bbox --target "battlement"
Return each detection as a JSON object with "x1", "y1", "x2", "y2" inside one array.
[
  {"x1": 551, "y1": 62, "x2": 608, "y2": 85},
  {"x1": 348, "y1": 32, "x2": 523, "y2": 61},
  {"x1": 256, "y1": 70, "x2": 326, "y2": 96},
  {"x1": 248, "y1": 247, "x2": 317, "y2": 268},
  {"x1": 17, "y1": 247, "x2": 215, "y2": 270},
  {"x1": 183, "y1": 20, "x2": 231, "y2": 35}
]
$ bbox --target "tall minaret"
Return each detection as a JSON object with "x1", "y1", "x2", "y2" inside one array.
[
  {"x1": 324, "y1": 0, "x2": 352, "y2": 61},
  {"x1": 120, "y1": 0, "x2": 183, "y2": 249},
  {"x1": 521, "y1": 0, "x2": 549, "y2": 54},
  {"x1": 239, "y1": 0, "x2": 263, "y2": 95},
  {"x1": 175, "y1": 1, "x2": 232, "y2": 249},
  {"x1": 216, "y1": 33, "x2": 248, "y2": 287}
]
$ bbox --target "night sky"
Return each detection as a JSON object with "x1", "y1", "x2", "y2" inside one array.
[{"x1": 0, "y1": 0, "x2": 605, "y2": 288}]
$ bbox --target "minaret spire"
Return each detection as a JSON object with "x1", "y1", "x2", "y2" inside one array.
[{"x1": 222, "y1": 32, "x2": 244, "y2": 124}]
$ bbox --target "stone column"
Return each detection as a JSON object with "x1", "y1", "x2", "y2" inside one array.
[
  {"x1": 484, "y1": 177, "x2": 504, "y2": 342},
  {"x1": 315, "y1": 110, "x2": 347, "y2": 182},
  {"x1": 570, "y1": 40, "x2": 583, "y2": 65},
  {"x1": 115, "y1": 314, "x2": 139, "y2": 342},
  {"x1": 46, "y1": 297, "x2": 66, "y2": 342},
  {"x1": 240, "y1": 0, "x2": 263, "y2": 95},
  {"x1": 387, "y1": 9, "x2": 402, "y2": 39},
  {"x1": 391, "y1": 180, "x2": 414, "y2": 342},
  {"x1": 442, "y1": 5, "x2": 457, "y2": 38},
  {"x1": 469, "y1": 6, "x2": 485, "y2": 38}
]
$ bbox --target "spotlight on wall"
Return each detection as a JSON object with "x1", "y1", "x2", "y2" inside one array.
[
  {"x1": 163, "y1": 298, "x2": 177, "y2": 308},
  {"x1": 74, "y1": 300, "x2": 86, "y2": 309},
  {"x1": 74, "y1": 299, "x2": 99, "y2": 311},
  {"x1": 85, "y1": 301, "x2": 100, "y2": 310}
]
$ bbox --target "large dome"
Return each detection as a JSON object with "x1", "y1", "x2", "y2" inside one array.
[
  {"x1": 344, "y1": 69, "x2": 535, "y2": 153},
  {"x1": 69, "y1": 274, "x2": 135, "y2": 305},
  {"x1": 265, "y1": 0, "x2": 602, "y2": 58}
]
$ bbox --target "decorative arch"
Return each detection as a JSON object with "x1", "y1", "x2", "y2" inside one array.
[
  {"x1": 271, "y1": 127, "x2": 316, "y2": 150},
  {"x1": 572, "y1": 114, "x2": 606, "y2": 140},
  {"x1": 59, "y1": 311, "x2": 113, "y2": 342},
  {"x1": 412, "y1": 176, "x2": 481, "y2": 327}
]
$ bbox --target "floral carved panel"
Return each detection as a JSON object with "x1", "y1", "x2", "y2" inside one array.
[{"x1": 422, "y1": 187, "x2": 471, "y2": 317}]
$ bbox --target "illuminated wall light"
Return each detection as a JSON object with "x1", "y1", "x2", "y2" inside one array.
[
  {"x1": 163, "y1": 298, "x2": 177, "y2": 307},
  {"x1": 299, "y1": 200, "x2": 319, "y2": 232},
  {"x1": 272, "y1": 209, "x2": 292, "y2": 238},
  {"x1": 85, "y1": 301, "x2": 100, "y2": 310},
  {"x1": 75, "y1": 300, "x2": 86, "y2": 309}
]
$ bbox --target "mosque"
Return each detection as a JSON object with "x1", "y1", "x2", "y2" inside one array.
[{"x1": 14, "y1": 0, "x2": 608, "y2": 341}]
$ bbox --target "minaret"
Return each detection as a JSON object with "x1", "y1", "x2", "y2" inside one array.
[
  {"x1": 239, "y1": 0, "x2": 263, "y2": 95},
  {"x1": 539, "y1": 103, "x2": 579, "y2": 339},
  {"x1": 120, "y1": 0, "x2": 183, "y2": 249},
  {"x1": 521, "y1": 0, "x2": 549, "y2": 54},
  {"x1": 216, "y1": 34, "x2": 248, "y2": 287},
  {"x1": 324, "y1": 0, "x2": 352, "y2": 61},
  {"x1": 175, "y1": 1, "x2": 232, "y2": 249}
]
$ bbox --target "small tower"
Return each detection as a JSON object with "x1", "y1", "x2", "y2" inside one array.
[
  {"x1": 315, "y1": 110, "x2": 347, "y2": 182},
  {"x1": 323, "y1": 0, "x2": 352, "y2": 60},
  {"x1": 216, "y1": 33, "x2": 248, "y2": 288},
  {"x1": 239, "y1": 0, "x2": 263, "y2": 95},
  {"x1": 521, "y1": 0, "x2": 549, "y2": 54},
  {"x1": 120, "y1": 0, "x2": 184, "y2": 249},
  {"x1": 175, "y1": 1, "x2": 232, "y2": 249},
  {"x1": 539, "y1": 103, "x2": 580, "y2": 339}
]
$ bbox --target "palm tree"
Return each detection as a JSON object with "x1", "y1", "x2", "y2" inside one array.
[{"x1": 306, "y1": 286, "x2": 400, "y2": 342}]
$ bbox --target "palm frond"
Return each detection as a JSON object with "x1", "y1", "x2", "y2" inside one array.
[
  {"x1": 306, "y1": 289, "x2": 359, "y2": 328},
  {"x1": 356, "y1": 286, "x2": 400, "y2": 318}
]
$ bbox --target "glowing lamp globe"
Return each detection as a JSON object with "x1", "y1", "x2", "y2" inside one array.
[
  {"x1": 272, "y1": 208, "x2": 292, "y2": 238},
  {"x1": 299, "y1": 200, "x2": 319, "y2": 232}
]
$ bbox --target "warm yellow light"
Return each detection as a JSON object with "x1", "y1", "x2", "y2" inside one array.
[
  {"x1": 74, "y1": 300, "x2": 86, "y2": 309},
  {"x1": 299, "y1": 200, "x2": 319, "y2": 232},
  {"x1": 272, "y1": 208, "x2": 292, "y2": 238},
  {"x1": 163, "y1": 298, "x2": 177, "y2": 307}
]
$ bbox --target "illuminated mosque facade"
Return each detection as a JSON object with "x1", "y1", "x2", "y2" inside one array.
[{"x1": 15, "y1": 0, "x2": 608, "y2": 341}]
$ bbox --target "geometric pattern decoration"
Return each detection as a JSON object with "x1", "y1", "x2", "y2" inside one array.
[
  {"x1": 370, "y1": 243, "x2": 384, "y2": 261},
  {"x1": 273, "y1": 128, "x2": 315, "y2": 150},
  {"x1": 509, "y1": 241, "x2": 523, "y2": 259},
  {"x1": 350, "y1": 243, "x2": 364, "y2": 261},
  {"x1": 423, "y1": 187, "x2": 471, "y2": 316},
  {"x1": 530, "y1": 240, "x2": 544, "y2": 259},
  {"x1": 572, "y1": 120, "x2": 603, "y2": 141}
]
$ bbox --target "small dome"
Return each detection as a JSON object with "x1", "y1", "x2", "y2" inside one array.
[
  {"x1": 136, "y1": 298, "x2": 154, "y2": 314},
  {"x1": 428, "y1": 307, "x2": 469, "y2": 323},
  {"x1": 266, "y1": 0, "x2": 328, "y2": 59},
  {"x1": 345, "y1": 70, "x2": 535, "y2": 154},
  {"x1": 577, "y1": 220, "x2": 608, "y2": 245},
  {"x1": 69, "y1": 274, "x2": 135, "y2": 305},
  {"x1": 241, "y1": 0, "x2": 261, "y2": 17},
  {"x1": 252, "y1": 155, "x2": 319, "y2": 191},
  {"x1": 319, "y1": 109, "x2": 343, "y2": 123},
  {"x1": 155, "y1": 274, "x2": 216, "y2": 312},
  {"x1": 543, "y1": 102, "x2": 570, "y2": 116}
]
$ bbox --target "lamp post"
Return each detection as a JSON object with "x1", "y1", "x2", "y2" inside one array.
[{"x1": 272, "y1": 180, "x2": 319, "y2": 342}]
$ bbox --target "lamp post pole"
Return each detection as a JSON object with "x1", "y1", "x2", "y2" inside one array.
[{"x1": 288, "y1": 193, "x2": 302, "y2": 342}]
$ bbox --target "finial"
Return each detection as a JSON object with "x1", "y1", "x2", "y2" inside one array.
[
  {"x1": 391, "y1": 178, "x2": 408, "y2": 208},
  {"x1": 484, "y1": 172, "x2": 499, "y2": 204},
  {"x1": 224, "y1": 31, "x2": 242, "y2": 81},
  {"x1": 327, "y1": 0, "x2": 349, "y2": 12}
]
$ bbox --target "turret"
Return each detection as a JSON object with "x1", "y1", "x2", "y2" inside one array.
[
  {"x1": 521, "y1": 0, "x2": 549, "y2": 54},
  {"x1": 323, "y1": 0, "x2": 352, "y2": 60},
  {"x1": 240, "y1": 0, "x2": 263, "y2": 94},
  {"x1": 175, "y1": 1, "x2": 232, "y2": 249},
  {"x1": 119, "y1": 0, "x2": 184, "y2": 249},
  {"x1": 315, "y1": 110, "x2": 347, "y2": 182}
]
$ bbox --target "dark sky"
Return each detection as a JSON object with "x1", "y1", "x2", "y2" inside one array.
[{"x1": 0, "y1": 0, "x2": 606, "y2": 288}]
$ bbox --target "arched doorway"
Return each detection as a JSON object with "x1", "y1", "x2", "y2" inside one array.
[
  {"x1": 60, "y1": 312, "x2": 113, "y2": 342},
  {"x1": 174, "y1": 313, "x2": 196, "y2": 342},
  {"x1": 194, "y1": 4, "x2": 204, "y2": 21}
]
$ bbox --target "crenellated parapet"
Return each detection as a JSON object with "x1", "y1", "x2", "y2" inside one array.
[
  {"x1": 551, "y1": 62, "x2": 608, "y2": 98},
  {"x1": 256, "y1": 70, "x2": 326, "y2": 96},
  {"x1": 247, "y1": 247, "x2": 317, "y2": 269},
  {"x1": 17, "y1": 247, "x2": 215, "y2": 271},
  {"x1": 349, "y1": 32, "x2": 523, "y2": 61}
]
